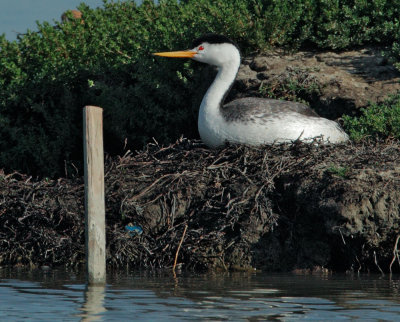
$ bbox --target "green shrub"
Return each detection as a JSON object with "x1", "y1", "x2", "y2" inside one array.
[
  {"x1": 2, "y1": 0, "x2": 400, "y2": 177},
  {"x1": 343, "y1": 94, "x2": 400, "y2": 141},
  {"x1": 311, "y1": 0, "x2": 400, "y2": 49}
]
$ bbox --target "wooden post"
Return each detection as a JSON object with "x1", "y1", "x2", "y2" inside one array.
[{"x1": 83, "y1": 106, "x2": 106, "y2": 285}]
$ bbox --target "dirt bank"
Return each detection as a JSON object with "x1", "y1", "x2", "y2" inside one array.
[
  {"x1": 1, "y1": 138, "x2": 399, "y2": 273},
  {"x1": 234, "y1": 46, "x2": 400, "y2": 119}
]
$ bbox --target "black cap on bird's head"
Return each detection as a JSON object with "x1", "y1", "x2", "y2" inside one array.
[{"x1": 191, "y1": 34, "x2": 239, "y2": 51}]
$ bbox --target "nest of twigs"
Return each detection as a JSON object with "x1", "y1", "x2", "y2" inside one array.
[{"x1": 1, "y1": 137, "x2": 400, "y2": 273}]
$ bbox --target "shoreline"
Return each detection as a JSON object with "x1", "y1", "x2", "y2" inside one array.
[{"x1": 1, "y1": 138, "x2": 399, "y2": 273}]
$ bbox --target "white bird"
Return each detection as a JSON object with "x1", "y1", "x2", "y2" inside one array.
[{"x1": 153, "y1": 34, "x2": 349, "y2": 147}]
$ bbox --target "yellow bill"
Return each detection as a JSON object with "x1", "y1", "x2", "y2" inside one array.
[{"x1": 153, "y1": 50, "x2": 196, "y2": 58}]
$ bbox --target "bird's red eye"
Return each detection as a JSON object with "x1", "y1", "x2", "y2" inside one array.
[{"x1": 198, "y1": 46, "x2": 204, "y2": 51}]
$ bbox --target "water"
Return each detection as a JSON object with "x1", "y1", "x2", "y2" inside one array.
[
  {"x1": 0, "y1": 0, "x2": 106, "y2": 41},
  {"x1": 1, "y1": 1, "x2": 142, "y2": 41},
  {"x1": 0, "y1": 269, "x2": 399, "y2": 321}
]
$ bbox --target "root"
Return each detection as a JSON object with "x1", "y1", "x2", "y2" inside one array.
[
  {"x1": 373, "y1": 251, "x2": 384, "y2": 276},
  {"x1": 390, "y1": 235, "x2": 400, "y2": 274}
]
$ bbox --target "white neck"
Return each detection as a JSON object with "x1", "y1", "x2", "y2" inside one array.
[
  {"x1": 195, "y1": 43, "x2": 241, "y2": 147},
  {"x1": 199, "y1": 56, "x2": 240, "y2": 119}
]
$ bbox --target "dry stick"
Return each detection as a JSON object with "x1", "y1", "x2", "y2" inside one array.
[
  {"x1": 373, "y1": 251, "x2": 385, "y2": 276},
  {"x1": 129, "y1": 174, "x2": 175, "y2": 200},
  {"x1": 389, "y1": 235, "x2": 400, "y2": 274},
  {"x1": 173, "y1": 224, "x2": 188, "y2": 272},
  {"x1": 355, "y1": 256, "x2": 362, "y2": 274},
  {"x1": 338, "y1": 228, "x2": 346, "y2": 245}
]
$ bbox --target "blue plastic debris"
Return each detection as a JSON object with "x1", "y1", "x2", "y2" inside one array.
[{"x1": 125, "y1": 225, "x2": 143, "y2": 237}]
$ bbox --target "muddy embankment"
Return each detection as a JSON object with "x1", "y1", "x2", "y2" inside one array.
[
  {"x1": 1, "y1": 47, "x2": 400, "y2": 273},
  {"x1": 1, "y1": 138, "x2": 399, "y2": 273}
]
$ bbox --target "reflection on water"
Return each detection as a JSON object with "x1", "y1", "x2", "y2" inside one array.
[
  {"x1": 0, "y1": 268, "x2": 399, "y2": 320},
  {"x1": 80, "y1": 285, "x2": 106, "y2": 321}
]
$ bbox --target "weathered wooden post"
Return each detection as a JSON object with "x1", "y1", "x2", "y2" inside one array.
[{"x1": 83, "y1": 106, "x2": 106, "y2": 285}]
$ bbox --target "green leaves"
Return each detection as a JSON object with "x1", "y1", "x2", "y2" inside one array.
[
  {"x1": 343, "y1": 95, "x2": 400, "y2": 141},
  {"x1": 2, "y1": 0, "x2": 400, "y2": 176},
  {"x1": 311, "y1": 0, "x2": 400, "y2": 48}
]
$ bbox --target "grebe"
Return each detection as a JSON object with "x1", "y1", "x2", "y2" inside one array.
[{"x1": 153, "y1": 34, "x2": 349, "y2": 147}]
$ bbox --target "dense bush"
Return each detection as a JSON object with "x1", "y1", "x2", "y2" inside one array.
[
  {"x1": 2, "y1": 0, "x2": 400, "y2": 177},
  {"x1": 343, "y1": 94, "x2": 400, "y2": 141},
  {"x1": 311, "y1": 0, "x2": 400, "y2": 49}
]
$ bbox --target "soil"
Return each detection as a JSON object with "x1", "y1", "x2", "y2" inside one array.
[{"x1": 1, "y1": 47, "x2": 400, "y2": 273}]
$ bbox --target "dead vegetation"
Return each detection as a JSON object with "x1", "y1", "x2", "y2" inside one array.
[{"x1": 1, "y1": 137, "x2": 400, "y2": 273}]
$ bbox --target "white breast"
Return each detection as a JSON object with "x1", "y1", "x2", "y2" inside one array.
[{"x1": 199, "y1": 111, "x2": 348, "y2": 147}]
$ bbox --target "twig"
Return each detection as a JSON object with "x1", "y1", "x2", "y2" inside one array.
[
  {"x1": 172, "y1": 224, "x2": 188, "y2": 273},
  {"x1": 355, "y1": 255, "x2": 361, "y2": 274},
  {"x1": 373, "y1": 251, "x2": 385, "y2": 276},
  {"x1": 338, "y1": 228, "x2": 346, "y2": 245},
  {"x1": 219, "y1": 255, "x2": 228, "y2": 271},
  {"x1": 389, "y1": 235, "x2": 400, "y2": 274},
  {"x1": 129, "y1": 174, "x2": 175, "y2": 200}
]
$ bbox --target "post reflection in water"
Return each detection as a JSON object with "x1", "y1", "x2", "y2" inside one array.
[{"x1": 79, "y1": 284, "x2": 107, "y2": 321}]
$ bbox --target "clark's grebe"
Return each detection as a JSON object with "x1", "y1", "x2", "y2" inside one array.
[{"x1": 154, "y1": 34, "x2": 349, "y2": 147}]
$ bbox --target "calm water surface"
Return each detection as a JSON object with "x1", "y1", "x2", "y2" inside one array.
[{"x1": 0, "y1": 268, "x2": 399, "y2": 321}]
